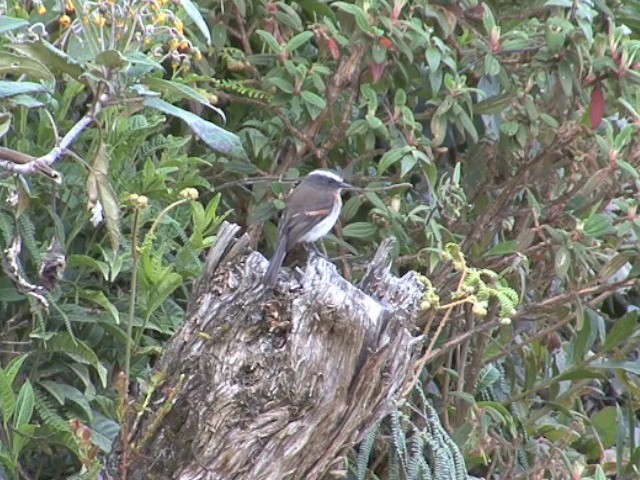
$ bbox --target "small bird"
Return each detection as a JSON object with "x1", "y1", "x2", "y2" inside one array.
[{"x1": 264, "y1": 170, "x2": 352, "y2": 287}]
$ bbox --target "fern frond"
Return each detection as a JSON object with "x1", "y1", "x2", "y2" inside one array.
[
  {"x1": 17, "y1": 215, "x2": 41, "y2": 267},
  {"x1": 214, "y1": 79, "x2": 272, "y2": 100},
  {"x1": 356, "y1": 422, "x2": 379, "y2": 480},
  {"x1": 35, "y1": 387, "x2": 71, "y2": 432},
  {"x1": 0, "y1": 210, "x2": 14, "y2": 248}
]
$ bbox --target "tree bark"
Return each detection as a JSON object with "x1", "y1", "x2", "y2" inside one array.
[{"x1": 123, "y1": 222, "x2": 424, "y2": 479}]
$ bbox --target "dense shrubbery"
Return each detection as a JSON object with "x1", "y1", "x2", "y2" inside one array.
[{"x1": 1, "y1": 0, "x2": 640, "y2": 478}]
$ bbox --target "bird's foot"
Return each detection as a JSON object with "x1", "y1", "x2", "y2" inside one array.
[{"x1": 303, "y1": 243, "x2": 327, "y2": 259}]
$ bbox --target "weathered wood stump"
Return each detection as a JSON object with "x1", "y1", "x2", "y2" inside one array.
[{"x1": 123, "y1": 222, "x2": 424, "y2": 479}]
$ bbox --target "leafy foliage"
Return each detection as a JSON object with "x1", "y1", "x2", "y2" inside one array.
[{"x1": 1, "y1": 0, "x2": 640, "y2": 478}]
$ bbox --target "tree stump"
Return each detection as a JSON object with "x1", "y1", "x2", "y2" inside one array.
[{"x1": 123, "y1": 222, "x2": 424, "y2": 479}]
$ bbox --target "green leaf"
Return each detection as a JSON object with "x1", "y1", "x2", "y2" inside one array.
[
  {"x1": 91, "y1": 412, "x2": 120, "y2": 453},
  {"x1": 145, "y1": 272, "x2": 184, "y2": 320},
  {"x1": 0, "y1": 52, "x2": 55, "y2": 89},
  {"x1": 68, "y1": 255, "x2": 110, "y2": 281},
  {"x1": 366, "y1": 114, "x2": 383, "y2": 130},
  {"x1": 13, "y1": 380, "x2": 34, "y2": 429},
  {"x1": 456, "y1": 108, "x2": 478, "y2": 142},
  {"x1": 0, "y1": 16, "x2": 29, "y2": 34},
  {"x1": 0, "y1": 447, "x2": 16, "y2": 478},
  {"x1": 82, "y1": 290, "x2": 120, "y2": 325},
  {"x1": 341, "y1": 195, "x2": 362, "y2": 222},
  {"x1": 555, "y1": 368, "x2": 607, "y2": 381},
  {"x1": 143, "y1": 97, "x2": 246, "y2": 159},
  {"x1": 597, "y1": 253, "x2": 632, "y2": 283},
  {"x1": 42, "y1": 333, "x2": 108, "y2": 388},
  {"x1": 591, "y1": 406, "x2": 618, "y2": 448},
  {"x1": 125, "y1": 51, "x2": 164, "y2": 76},
  {"x1": 94, "y1": 50, "x2": 130, "y2": 70},
  {"x1": 476, "y1": 365, "x2": 500, "y2": 391},
  {"x1": 211, "y1": 23, "x2": 228, "y2": 52},
  {"x1": 500, "y1": 120, "x2": 519, "y2": 136},
  {"x1": 181, "y1": 0, "x2": 212, "y2": 44},
  {"x1": 143, "y1": 77, "x2": 223, "y2": 119},
  {"x1": 602, "y1": 312, "x2": 638, "y2": 351},
  {"x1": 558, "y1": 59, "x2": 573, "y2": 97},
  {"x1": 12, "y1": 424, "x2": 35, "y2": 460},
  {"x1": 484, "y1": 54, "x2": 500, "y2": 76},
  {"x1": 617, "y1": 158, "x2": 639, "y2": 178},
  {"x1": 38, "y1": 381, "x2": 92, "y2": 421},
  {"x1": 592, "y1": 360, "x2": 640, "y2": 375},
  {"x1": 426, "y1": 46, "x2": 441, "y2": 71},
  {"x1": 475, "y1": 401, "x2": 511, "y2": 421},
  {"x1": 334, "y1": 2, "x2": 373, "y2": 33},
  {"x1": 5, "y1": 355, "x2": 27, "y2": 385},
  {"x1": 484, "y1": 240, "x2": 518, "y2": 257},
  {"x1": 301, "y1": 90, "x2": 327, "y2": 110},
  {"x1": 12, "y1": 40, "x2": 85, "y2": 79},
  {"x1": 474, "y1": 93, "x2": 512, "y2": 115},
  {"x1": 294, "y1": 0, "x2": 335, "y2": 19},
  {"x1": 286, "y1": 31, "x2": 314, "y2": 52},
  {"x1": 539, "y1": 113, "x2": 559, "y2": 128},
  {"x1": 398, "y1": 154, "x2": 417, "y2": 179},
  {"x1": 0, "y1": 80, "x2": 48, "y2": 99},
  {"x1": 266, "y1": 77, "x2": 295, "y2": 94},
  {"x1": 593, "y1": 465, "x2": 606, "y2": 480},
  {"x1": 582, "y1": 213, "x2": 612, "y2": 237},
  {"x1": 275, "y1": 2, "x2": 303, "y2": 30},
  {"x1": 0, "y1": 370, "x2": 15, "y2": 422},
  {"x1": 342, "y1": 222, "x2": 378, "y2": 239},
  {"x1": 256, "y1": 30, "x2": 282, "y2": 53},
  {"x1": 371, "y1": 43, "x2": 386, "y2": 64}
]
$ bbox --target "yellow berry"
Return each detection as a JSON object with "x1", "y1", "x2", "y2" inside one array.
[
  {"x1": 168, "y1": 38, "x2": 179, "y2": 50},
  {"x1": 179, "y1": 188, "x2": 199, "y2": 200},
  {"x1": 59, "y1": 15, "x2": 71, "y2": 28},
  {"x1": 38, "y1": 5, "x2": 47, "y2": 14}
]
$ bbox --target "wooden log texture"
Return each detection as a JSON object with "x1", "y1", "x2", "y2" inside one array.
[{"x1": 125, "y1": 222, "x2": 424, "y2": 479}]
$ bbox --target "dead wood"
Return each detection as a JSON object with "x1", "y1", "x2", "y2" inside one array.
[{"x1": 121, "y1": 222, "x2": 424, "y2": 480}]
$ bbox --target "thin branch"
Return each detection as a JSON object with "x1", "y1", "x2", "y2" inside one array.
[{"x1": 0, "y1": 91, "x2": 109, "y2": 182}]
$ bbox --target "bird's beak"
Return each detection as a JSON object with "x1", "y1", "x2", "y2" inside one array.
[{"x1": 339, "y1": 181, "x2": 354, "y2": 190}]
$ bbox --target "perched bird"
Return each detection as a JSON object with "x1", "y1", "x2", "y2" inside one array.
[{"x1": 264, "y1": 170, "x2": 352, "y2": 287}]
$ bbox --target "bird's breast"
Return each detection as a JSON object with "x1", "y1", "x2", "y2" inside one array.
[{"x1": 299, "y1": 195, "x2": 341, "y2": 243}]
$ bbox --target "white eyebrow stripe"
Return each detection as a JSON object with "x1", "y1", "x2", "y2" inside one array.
[{"x1": 307, "y1": 170, "x2": 343, "y2": 183}]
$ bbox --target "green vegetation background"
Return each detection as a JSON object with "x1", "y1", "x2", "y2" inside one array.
[{"x1": 1, "y1": 0, "x2": 640, "y2": 478}]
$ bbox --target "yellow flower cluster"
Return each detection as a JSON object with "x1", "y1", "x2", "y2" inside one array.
[{"x1": 34, "y1": 0, "x2": 203, "y2": 73}]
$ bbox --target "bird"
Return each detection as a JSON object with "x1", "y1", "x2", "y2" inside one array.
[{"x1": 264, "y1": 169, "x2": 352, "y2": 287}]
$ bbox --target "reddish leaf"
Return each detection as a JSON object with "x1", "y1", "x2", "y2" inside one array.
[
  {"x1": 327, "y1": 38, "x2": 340, "y2": 61},
  {"x1": 378, "y1": 37, "x2": 393, "y2": 49},
  {"x1": 369, "y1": 60, "x2": 386, "y2": 83},
  {"x1": 590, "y1": 84, "x2": 605, "y2": 129}
]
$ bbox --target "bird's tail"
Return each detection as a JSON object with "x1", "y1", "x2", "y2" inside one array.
[{"x1": 264, "y1": 238, "x2": 288, "y2": 287}]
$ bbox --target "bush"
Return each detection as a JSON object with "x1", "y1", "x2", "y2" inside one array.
[{"x1": 1, "y1": 0, "x2": 640, "y2": 478}]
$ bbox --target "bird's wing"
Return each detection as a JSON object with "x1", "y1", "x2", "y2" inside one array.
[{"x1": 284, "y1": 186, "x2": 335, "y2": 244}]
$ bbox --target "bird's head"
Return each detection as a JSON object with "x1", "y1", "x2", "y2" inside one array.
[{"x1": 303, "y1": 170, "x2": 353, "y2": 192}]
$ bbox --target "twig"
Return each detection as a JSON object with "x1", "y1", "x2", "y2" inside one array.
[
  {"x1": 402, "y1": 269, "x2": 471, "y2": 397},
  {"x1": 0, "y1": 92, "x2": 109, "y2": 182}
]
